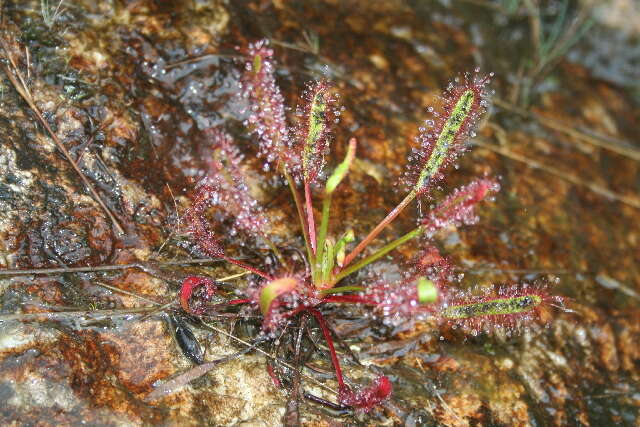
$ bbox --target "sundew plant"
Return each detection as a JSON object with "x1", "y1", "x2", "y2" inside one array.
[{"x1": 168, "y1": 39, "x2": 562, "y2": 414}]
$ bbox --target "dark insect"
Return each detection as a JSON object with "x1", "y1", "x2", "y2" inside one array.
[{"x1": 166, "y1": 313, "x2": 204, "y2": 365}]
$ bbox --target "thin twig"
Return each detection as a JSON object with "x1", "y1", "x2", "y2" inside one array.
[
  {"x1": 473, "y1": 139, "x2": 640, "y2": 209},
  {"x1": 0, "y1": 306, "x2": 160, "y2": 322},
  {"x1": 94, "y1": 280, "x2": 164, "y2": 305},
  {"x1": 200, "y1": 320, "x2": 339, "y2": 396},
  {"x1": 457, "y1": 0, "x2": 506, "y2": 12},
  {"x1": 24, "y1": 45, "x2": 30, "y2": 80},
  {"x1": 215, "y1": 271, "x2": 251, "y2": 282},
  {"x1": 145, "y1": 340, "x2": 264, "y2": 401},
  {"x1": 434, "y1": 390, "x2": 464, "y2": 424},
  {"x1": 461, "y1": 267, "x2": 575, "y2": 275},
  {"x1": 0, "y1": 258, "x2": 228, "y2": 277},
  {"x1": 0, "y1": 37, "x2": 125, "y2": 234},
  {"x1": 285, "y1": 314, "x2": 307, "y2": 423},
  {"x1": 152, "y1": 183, "x2": 180, "y2": 259},
  {"x1": 163, "y1": 53, "x2": 244, "y2": 70},
  {"x1": 494, "y1": 97, "x2": 640, "y2": 161}
]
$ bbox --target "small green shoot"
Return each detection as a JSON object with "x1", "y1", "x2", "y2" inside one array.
[{"x1": 416, "y1": 277, "x2": 438, "y2": 304}]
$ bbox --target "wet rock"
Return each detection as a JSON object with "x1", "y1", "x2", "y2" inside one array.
[{"x1": 0, "y1": 0, "x2": 638, "y2": 425}]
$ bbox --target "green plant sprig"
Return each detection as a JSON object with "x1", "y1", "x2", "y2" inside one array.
[
  {"x1": 314, "y1": 137, "x2": 356, "y2": 286},
  {"x1": 302, "y1": 79, "x2": 490, "y2": 291}
]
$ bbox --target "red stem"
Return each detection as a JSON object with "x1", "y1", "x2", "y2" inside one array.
[
  {"x1": 222, "y1": 256, "x2": 273, "y2": 280},
  {"x1": 308, "y1": 308, "x2": 345, "y2": 389},
  {"x1": 226, "y1": 298, "x2": 252, "y2": 305},
  {"x1": 339, "y1": 191, "x2": 416, "y2": 270},
  {"x1": 266, "y1": 363, "x2": 282, "y2": 388},
  {"x1": 322, "y1": 295, "x2": 377, "y2": 305},
  {"x1": 281, "y1": 304, "x2": 313, "y2": 320},
  {"x1": 304, "y1": 180, "x2": 317, "y2": 254},
  {"x1": 285, "y1": 170, "x2": 313, "y2": 265}
]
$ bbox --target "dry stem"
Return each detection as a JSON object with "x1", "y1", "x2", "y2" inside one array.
[{"x1": 0, "y1": 36, "x2": 125, "y2": 234}]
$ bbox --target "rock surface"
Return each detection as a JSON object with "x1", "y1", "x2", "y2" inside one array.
[{"x1": 0, "y1": 1, "x2": 638, "y2": 425}]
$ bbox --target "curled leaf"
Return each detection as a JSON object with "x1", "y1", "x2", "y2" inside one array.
[
  {"x1": 259, "y1": 277, "x2": 299, "y2": 316},
  {"x1": 423, "y1": 177, "x2": 500, "y2": 231},
  {"x1": 339, "y1": 375, "x2": 393, "y2": 413},
  {"x1": 179, "y1": 276, "x2": 218, "y2": 314}
]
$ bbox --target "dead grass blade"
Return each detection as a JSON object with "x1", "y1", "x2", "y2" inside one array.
[
  {"x1": 145, "y1": 341, "x2": 262, "y2": 401},
  {"x1": 0, "y1": 306, "x2": 160, "y2": 322},
  {"x1": 473, "y1": 138, "x2": 640, "y2": 209},
  {"x1": 0, "y1": 36, "x2": 125, "y2": 234},
  {"x1": 494, "y1": 97, "x2": 640, "y2": 162},
  {"x1": 0, "y1": 257, "x2": 228, "y2": 277}
]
